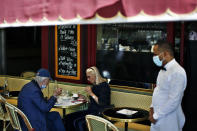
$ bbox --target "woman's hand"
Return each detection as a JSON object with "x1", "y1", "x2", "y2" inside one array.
[
  {"x1": 85, "y1": 86, "x2": 99, "y2": 103},
  {"x1": 85, "y1": 86, "x2": 93, "y2": 96},
  {"x1": 78, "y1": 94, "x2": 86, "y2": 100}
]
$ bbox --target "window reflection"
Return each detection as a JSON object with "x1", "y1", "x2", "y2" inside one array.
[
  {"x1": 97, "y1": 23, "x2": 167, "y2": 53},
  {"x1": 96, "y1": 23, "x2": 167, "y2": 89}
]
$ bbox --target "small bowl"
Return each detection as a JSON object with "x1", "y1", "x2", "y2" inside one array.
[
  {"x1": 72, "y1": 93, "x2": 79, "y2": 100},
  {"x1": 62, "y1": 96, "x2": 70, "y2": 100},
  {"x1": 72, "y1": 96, "x2": 79, "y2": 100}
]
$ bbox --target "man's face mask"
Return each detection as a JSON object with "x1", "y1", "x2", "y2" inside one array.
[
  {"x1": 41, "y1": 85, "x2": 46, "y2": 89},
  {"x1": 153, "y1": 53, "x2": 164, "y2": 67}
]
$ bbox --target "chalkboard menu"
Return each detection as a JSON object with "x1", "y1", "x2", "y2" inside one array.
[{"x1": 55, "y1": 25, "x2": 80, "y2": 80}]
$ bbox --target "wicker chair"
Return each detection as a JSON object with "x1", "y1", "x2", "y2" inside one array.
[
  {"x1": 0, "y1": 95, "x2": 10, "y2": 131},
  {"x1": 86, "y1": 115, "x2": 119, "y2": 131},
  {"x1": 5, "y1": 102, "x2": 34, "y2": 131}
]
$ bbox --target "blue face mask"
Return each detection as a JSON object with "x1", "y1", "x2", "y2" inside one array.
[
  {"x1": 41, "y1": 85, "x2": 46, "y2": 89},
  {"x1": 153, "y1": 55, "x2": 163, "y2": 67}
]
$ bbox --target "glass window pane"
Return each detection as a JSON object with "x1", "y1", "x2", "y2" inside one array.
[{"x1": 96, "y1": 23, "x2": 167, "y2": 89}]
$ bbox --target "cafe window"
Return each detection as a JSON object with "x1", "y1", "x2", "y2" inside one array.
[
  {"x1": 5, "y1": 27, "x2": 41, "y2": 76},
  {"x1": 174, "y1": 22, "x2": 182, "y2": 62},
  {"x1": 96, "y1": 23, "x2": 167, "y2": 89}
]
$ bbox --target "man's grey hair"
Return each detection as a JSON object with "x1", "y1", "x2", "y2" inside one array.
[{"x1": 34, "y1": 76, "x2": 49, "y2": 83}]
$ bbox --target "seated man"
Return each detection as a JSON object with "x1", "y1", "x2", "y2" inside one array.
[{"x1": 18, "y1": 68, "x2": 65, "y2": 131}]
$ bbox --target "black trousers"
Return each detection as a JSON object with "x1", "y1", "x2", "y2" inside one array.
[{"x1": 64, "y1": 109, "x2": 98, "y2": 131}]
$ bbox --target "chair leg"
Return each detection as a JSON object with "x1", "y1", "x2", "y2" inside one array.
[
  {"x1": 3, "y1": 121, "x2": 6, "y2": 131},
  {"x1": 6, "y1": 122, "x2": 10, "y2": 130},
  {"x1": 3, "y1": 121, "x2": 10, "y2": 131}
]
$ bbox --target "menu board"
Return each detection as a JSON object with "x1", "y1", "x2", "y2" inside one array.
[{"x1": 55, "y1": 25, "x2": 80, "y2": 80}]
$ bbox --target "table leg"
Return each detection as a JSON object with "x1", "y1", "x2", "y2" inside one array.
[
  {"x1": 63, "y1": 109, "x2": 66, "y2": 119},
  {"x1": 125, "y1": 122, "x2": 128, "y2": 131}
]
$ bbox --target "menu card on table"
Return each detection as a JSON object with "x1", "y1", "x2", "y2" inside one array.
[{"x1": 116, "y1": 109, "x2": 138, "y2": 116}]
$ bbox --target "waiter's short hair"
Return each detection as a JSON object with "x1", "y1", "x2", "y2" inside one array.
[{"x1": 156, "y1": 41, "x2": 174, "y2": 57}]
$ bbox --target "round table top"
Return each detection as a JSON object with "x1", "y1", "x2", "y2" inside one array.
[
  {"x1": 54, "y1": 96, "x2": 86, "y2": 109},
  {"x1": 102, "y1": 107, "x2": 149, "y2": 123}
]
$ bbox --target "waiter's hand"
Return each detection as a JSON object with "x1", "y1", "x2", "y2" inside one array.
[
  {"x1": 53, "y1": 88, "x2": 62, "y2": 97},
  {"x1": 149, "y1": 107, "x2": 157, "y2": 124}
]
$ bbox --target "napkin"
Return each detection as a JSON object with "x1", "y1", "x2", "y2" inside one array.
[
  {"x1": 116, "y1": 109, "x2": 138, "y2": 115},
  {"x1": 55, "y1": 100, "x2": 82, "y2": 106}
]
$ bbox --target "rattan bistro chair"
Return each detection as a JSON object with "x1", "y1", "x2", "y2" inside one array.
[
  {"x1": 0, "y1": 95, "x2": 10, "y2": 131},
  {"x1": 86, "y1": 115, "x2": 119, "y2": 131},
  {"x1": 5, "y1": 102, "x2": 34, "y2": 131}
]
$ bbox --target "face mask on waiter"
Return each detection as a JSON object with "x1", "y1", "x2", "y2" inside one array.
[{"x1": 153, "y1": 53, "x2": 164, "y2": 67}]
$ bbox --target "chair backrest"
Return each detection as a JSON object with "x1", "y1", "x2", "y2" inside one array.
[
  {"x1": 86, "y1": 115, "x2": 119, "y2": 131},
  {"x1": 5, "y1": 102, "x2": 34, "y2": 131},
  {"x1": 21, "y1": 71, "x2": 36, "y2": 78},
  {"x1": 0, "y1": 95, "x2": 7, "y2": 120}
]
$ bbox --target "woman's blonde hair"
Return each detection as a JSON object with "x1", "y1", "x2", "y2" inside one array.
[{"x1": 86, "y1": 66, "x2": 107, "y2": 85}]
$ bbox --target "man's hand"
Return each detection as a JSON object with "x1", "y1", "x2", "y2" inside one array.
[
  {"x1": 149, "y1": 107, "x2": 154, "y2": 116},
  {"x1": 149, "y1": 107, "x2": 157, "y2": 124},
  {"x1": 53, "y1": 88, "x2": 62, "y2": 97}
]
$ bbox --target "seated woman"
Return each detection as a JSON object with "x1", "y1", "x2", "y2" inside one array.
[{"x1": 65, "y1": 66, "x2": 111, "y2": 131}]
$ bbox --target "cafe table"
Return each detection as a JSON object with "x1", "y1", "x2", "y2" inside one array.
[
  {"x1": 54, "y1": 96, "x2": 87, "y2": 119},
  {"x1": 4, "y1": 91, "x2": 87, "y2": 119},
  {"x1": 102, "y1": 107, "x2": 149, "y2": 131}
]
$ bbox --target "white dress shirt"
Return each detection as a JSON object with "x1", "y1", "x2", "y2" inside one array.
[{"x1": 151, "y1": 59, "x2": 187, "y2": 131}]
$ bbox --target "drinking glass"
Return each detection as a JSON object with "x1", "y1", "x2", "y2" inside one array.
[{"x1": 54, "y1": 80, "x2": 58, "y2": 90}]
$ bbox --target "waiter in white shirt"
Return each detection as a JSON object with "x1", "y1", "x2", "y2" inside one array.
[{"x1": 149, "y1": 41, "x2": 187, "y2": 131}]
